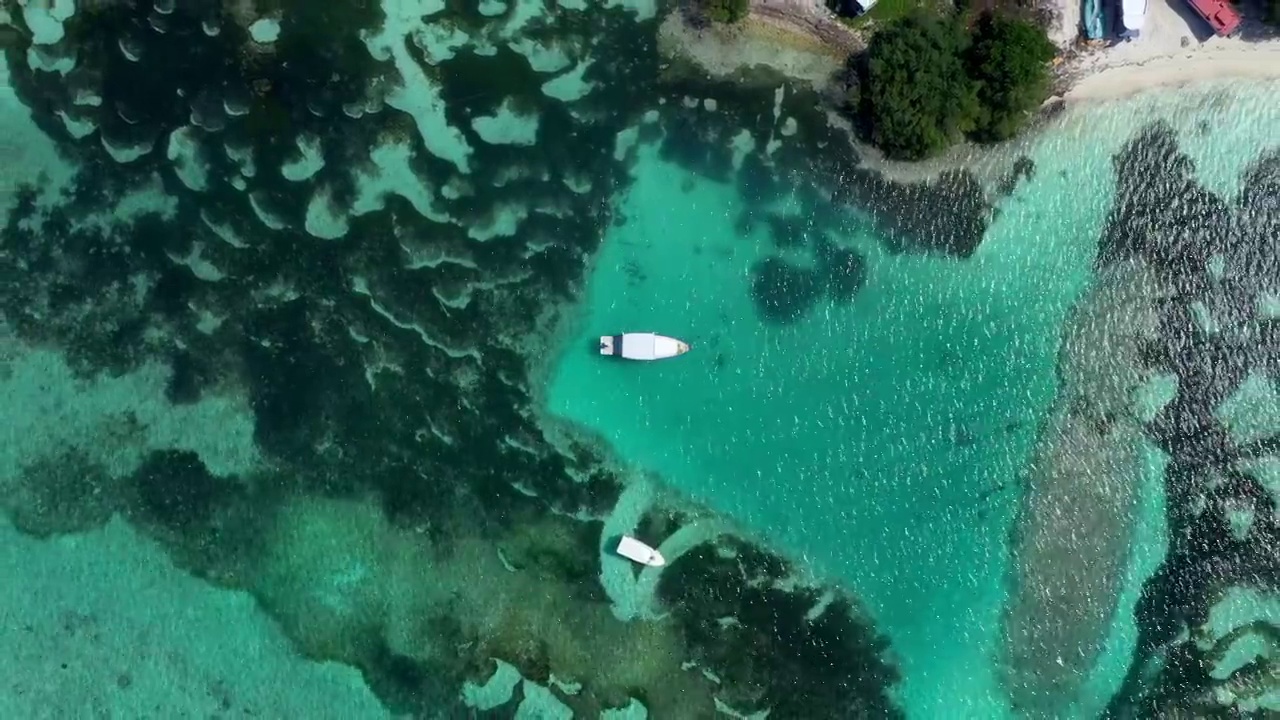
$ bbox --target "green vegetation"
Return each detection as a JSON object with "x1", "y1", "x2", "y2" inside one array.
[
  {"x1": 844, "y1": 11, "x2": 1057, "y2": 160},
  {"x1": 966, "y1": 13, "x2": 1058, "y2": 142},
  {"x1": 1266, "y1": 0, "x2": 1280, "y2": 25},
  {"x1": 861, "y1": 14, "x2": 978, "y2": 159},
  {"x1": 702, "y1": 0, "x2": 750, "y2": 23}
]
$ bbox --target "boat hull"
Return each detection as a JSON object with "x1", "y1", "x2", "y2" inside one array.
[
  {"x1": 616, "y1": 535, "x2": 666, "y2": 567},
  {"x1": 599, "y1": 332, "x2": 690, "y2": 361}
]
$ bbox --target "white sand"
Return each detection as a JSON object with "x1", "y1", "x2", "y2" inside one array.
[
  {"x1": 1066, "y1": 42, "x2": 1280, "y2": 101},
  {"x1": 849, "y1": 2, "x2": 1280, "y2": 184},
  {"x1": 665, "y1": 0, "x2": 1280, "y2": 105},
  {"x1": 1061, "y1": 0, "x2": 1280, "y2": 102}
]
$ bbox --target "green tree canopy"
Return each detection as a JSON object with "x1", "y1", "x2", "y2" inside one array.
[
  {"x1": 965, "y1": 12, "x2": 1057, "y2": 142},
  {"x1": 702, "y1": 0, "x2": 750, "y2": 24},
  {"x1": 863, "y1": 13, "x2": 979, "y2": 160}
]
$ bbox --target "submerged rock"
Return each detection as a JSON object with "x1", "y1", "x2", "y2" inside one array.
[
  {"x1": 815, "y1": 237, "x2": 868, "y2": 303},
  {"x1": 1088, "y1": 126, "x2": 1279, "y2": 719},
  {"x1": 749, "y1": 256, "x2": 822, "y2": 324}
]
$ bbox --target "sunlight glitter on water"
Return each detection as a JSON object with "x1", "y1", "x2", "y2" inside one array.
[{"x1": 545, "y1": 80, "x2": 1280, "y2": 719}]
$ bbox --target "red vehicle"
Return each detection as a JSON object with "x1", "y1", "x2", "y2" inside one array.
[{"x1": 1184, "y1": 0, "x2": 1242, "y2": 36}]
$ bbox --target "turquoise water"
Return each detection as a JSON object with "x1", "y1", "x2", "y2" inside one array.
[
  {"x1": 4, "y1": 0, "x2": 1280, "y2": 713},
  {"x1": 546, "y1": 82, "x2": 1280, "y2": 718}
]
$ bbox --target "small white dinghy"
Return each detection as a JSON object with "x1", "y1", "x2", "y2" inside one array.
[
  {"x1": 599, "y1": 332, "x2": 690, "y2": 361},
  {"x1": 616, "y1": 535, "x2": 666, "y2": 567}
]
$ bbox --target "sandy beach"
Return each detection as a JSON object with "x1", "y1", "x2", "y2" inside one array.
[
  {"x1": 660, "y1": 0, "x2": 1280, "y2": 102},
  {"x1": 1059, "y1": 0, "x2": 1280, "y2": 102},
  {"x1": 1066, "y1": 43, "x2": 1280, "y2": 100},
  {"x1": 658, "y1": 0, "x2": 1279, "y2": 186}
]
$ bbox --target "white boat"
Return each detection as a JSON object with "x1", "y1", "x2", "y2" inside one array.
[
  {"x1": 616, "y1": 535, "x2": 666, "y2": 567},
  {"x1": 1120, "y1": 0, "x2": 1148, "y2": 39},
  {"x1": 599, "y1": 332, "x2": 690, "y2": 361}
]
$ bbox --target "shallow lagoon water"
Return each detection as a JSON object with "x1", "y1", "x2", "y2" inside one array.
[
  {"x1": 547, "y1": 82, "x2": 1280, "y2": 718},
  {"x1": 3, "y1": 0, "x2": 1279, "y2": 712}
]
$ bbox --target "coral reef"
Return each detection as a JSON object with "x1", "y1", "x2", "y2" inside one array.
[
  {"x1": 0, "y1": 1, "x2": 915, "y2": 716},
  {"x1": 658, "y1": 534, "x2": 902, "y2": 719},
  {"x1": 1065, "y1": 127, "x2": 1280, "y2": 717},
  {"x1": 749, "y1": 255, "x2": 824, "y2": 324}
]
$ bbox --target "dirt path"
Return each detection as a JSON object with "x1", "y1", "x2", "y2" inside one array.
[{"x1": 749, "y1": 0, "x2": 866, "y2": 54}]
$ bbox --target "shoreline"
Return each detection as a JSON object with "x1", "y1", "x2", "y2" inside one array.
[
  {"x1": 1058, "y1": 41, "x2": 1280, "y2": 102},
  {"x1": 665, "y1": 0, "x2": 1280, "y2": 102},
  {"x1": 657, "y1": 0, "x2": 861, "y2": 88},
  {"x1": 658, "y1": 0, "x2": 1280, "y2": 183}
]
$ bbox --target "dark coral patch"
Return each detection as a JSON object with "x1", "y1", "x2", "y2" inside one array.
[
  {"x1": 764, "y1": 213, "x2": 813, "y2": 250},
  {"x1": 816, "y1": 237, "x2": 868, "y2": 303},
  {"x1": 657, "y1": 539, "x2": 902, "y2": 719},
  {"x1": 749, "y1": 256, "x2": 822, "y2": 324},
  {"x1": 1100, "y1": 127, "x2": 1280, "y2": 718},
  {"x1": 130, "y1": 449, "x2": 229, "y2": 531}
]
